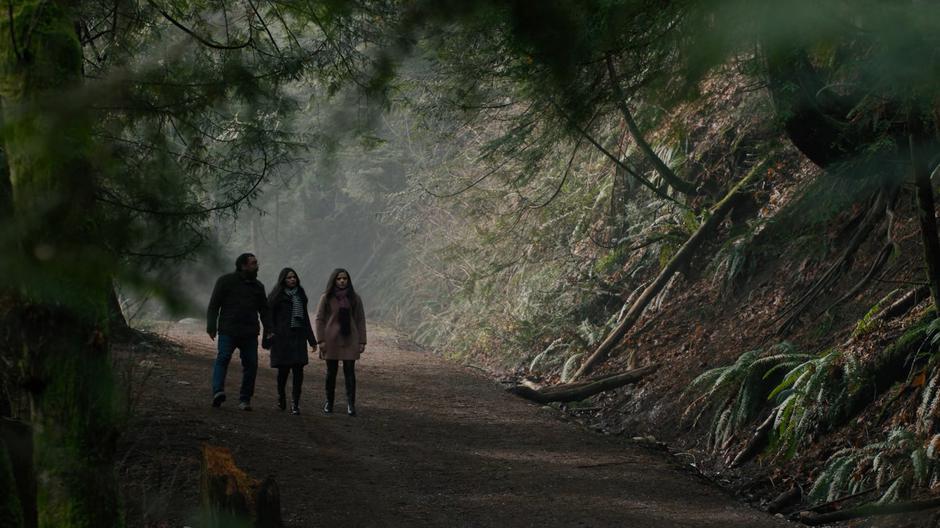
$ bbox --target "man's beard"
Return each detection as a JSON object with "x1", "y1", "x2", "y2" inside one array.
[{"x1": 242, "y1": 269, "x2": 258, "y2": 280}]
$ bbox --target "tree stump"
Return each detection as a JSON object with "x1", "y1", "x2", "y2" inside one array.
[
  {"x1": 200, "y1": 444, "x2": 282, "y2": 528},
  {"x1": 0, "y1": 417, "x2": 35, "y2": 528}
]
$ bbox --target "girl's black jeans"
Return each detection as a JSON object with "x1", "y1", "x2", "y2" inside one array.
[{"x1": 324, "y1": 360, "x2": 356, "y2": 404}]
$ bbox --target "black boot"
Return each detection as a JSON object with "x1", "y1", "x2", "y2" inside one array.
[
  {"x1": 324, "y1": 360, "x2": 337, "y2": 414},
  {"x1": 345, "y1": 374, "x2": 357, "y2": 417},
  {"x1": 276, "y1": 367, "x2": 288, "y2": 410},
  {"x1": 291, "y1": 400, "x2": 300, "y2": 415}
]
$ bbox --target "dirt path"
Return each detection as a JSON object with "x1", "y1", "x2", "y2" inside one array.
[{"x1": 118, "y1": 322, "x2": 789, "y2": 527}]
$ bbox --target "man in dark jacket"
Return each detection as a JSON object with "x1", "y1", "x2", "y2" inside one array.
[{"x1": 207, "y1": 253, "x2": 273, "y2": 410}]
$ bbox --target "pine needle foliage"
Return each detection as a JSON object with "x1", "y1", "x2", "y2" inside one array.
[{"x1": 683, "y1": 342, "x2": 812, "y2": 450}]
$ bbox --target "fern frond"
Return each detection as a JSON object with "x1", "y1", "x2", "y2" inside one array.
[{"x1": 560, "y1": 353, "x2": 583, "y2": 383}]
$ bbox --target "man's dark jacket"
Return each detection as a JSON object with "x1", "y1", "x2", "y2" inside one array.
[{"x1": 206, "y1": 271, "x2": 272, "y2": 337}]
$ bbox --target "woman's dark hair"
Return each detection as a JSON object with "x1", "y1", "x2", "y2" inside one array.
[
  {"x1": 267, "y1": 267, "x2": 304, "y2": 304},
  {"x1": 235, "y1": 252, "x2": 256, "y2": 271},
  {"x1": 323, "y1": 268, "x2": 356, "y2": 305},
  {"x1": 324, "y1": 268, "x2": 356, "y2": 336}
]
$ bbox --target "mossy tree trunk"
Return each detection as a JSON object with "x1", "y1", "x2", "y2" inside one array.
[
  {"x1": 0, "y1": 2, "x2": 121, "y2": 527},
  {"x1": 910, "y1": 125, "x2": 940, "y2": 316}
]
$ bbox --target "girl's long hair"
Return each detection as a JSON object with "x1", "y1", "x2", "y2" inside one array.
[
  {"x1": 323, "y1": 268, "x2": 357, "y2": 306},
  {"x1": 267, "y1": 267, "x2": 305, "y2": 305}
]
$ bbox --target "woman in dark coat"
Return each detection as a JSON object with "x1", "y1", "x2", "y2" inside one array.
[
  {"x1": 266, "y1": 267, "x2": 317, "y2": 415},
  {"x1": 315, "y1": 268, "x2": 367, "y2": 416}
]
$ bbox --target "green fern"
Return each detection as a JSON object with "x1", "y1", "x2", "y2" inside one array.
[
  {"x1": 708, "y1": 224, "x2": 763, "y2": 297},
  {"x1": 560, "y1": 353, "x2": 584, "y2": 383},
  {"x1": 528, "y1": 338, "x2": 570, "y2": 372},
  {"x1": 853, "y1": 289, "x2": 900, "y2": 337},
  {"x1": 809, "y1": 371, "x2": 940, "y2": 507},
  {"x1": 682, "y1": 343, "x2": 812, "y2": 450},
  {"x1": 810, "y1": 428, "x2": 932, "y2": 505},
  {"x1": 769, "y1": 349, "x2": 860, "y2": 456}
]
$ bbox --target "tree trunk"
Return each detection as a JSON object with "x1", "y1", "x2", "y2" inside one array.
[
  {"x1": 606, "y1": 55, "x2": 698, "y2": 196},
  {"x1": 0, "y1": 418, "x2": 35, "y2": 528},
  {"x1": 572, "y1": 160, "x2": 768, "y2": 380},
  {"x1": 108, "y1": 282, "x2": 129, "y2": 337},
  {"x1": 0, "y1": 2, "x2": 121, "y2": 526},
  {"x1": 508, "y1": 365, "x2": 658, "y2": 404},
  {"x1": 0, "y1": 144, "x2": 11, "y2": 219},
  {"x1": 911, "y1": 130, "x2": 940, "y2": 315}
]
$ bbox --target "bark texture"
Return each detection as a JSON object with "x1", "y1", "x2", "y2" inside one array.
[{"x1": 0, "y1": 2, "x2": 121, "y2": 526}]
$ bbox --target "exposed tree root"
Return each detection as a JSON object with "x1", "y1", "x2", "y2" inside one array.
[
  {"x1": 799, "y1": 495, "x2": 940, "y2": 525},
  {"x1": 839, "y1": 314, "x2": 935, "y2": 424},
  {"x1": 772, "y1": 190, "x2": 888, "y2": 334},
  {"x1": 507, "y1": 365, "x2": 658, "y2": 404},
  {"x1": 825, "y1": 240, "x2": 894, "y2": 312}
]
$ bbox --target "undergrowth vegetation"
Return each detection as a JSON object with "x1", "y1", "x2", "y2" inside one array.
[{"x1": 685, "y1": 312, "x2": 940, "y2": 504}]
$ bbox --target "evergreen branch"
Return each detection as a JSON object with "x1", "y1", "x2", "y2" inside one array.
[
  {"x1": 147, "y1": 0, "x2": 252, "y2": 50},
  {"x1": 246, "y1": 0, "x2": 280, "y2": 54},
  {"x1": 605, "y1": 53, "x2": 699, "y2": 195},
  {"x1": 550, "y1": 100, "x2": 688, "y2": 209},
  {"x1": 95, "y1": 149, "x2": 271, "y2": 217}
]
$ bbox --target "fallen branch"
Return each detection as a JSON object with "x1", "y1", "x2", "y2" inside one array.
[
  {"x1": 799, "y1": 495, "x2": 940, "y2": 525},
  {"x1": 507, "y1": 365, "x2": 658, "y2": 404},
  {"x1": 803, "y1": 487, "x2": 876, "y2": 514},
  {"x1": 875, "y1": 285, "x2": 931, "y2": 323},
  {"x1": 729, "y1": 409, "x2": 777, "y2": 468},
  {"x1": 573, "y1": 159, "x2": 769, "y2": 380},
  {"x1": 766, "y1": 486, "x2": 801, "y2": 514}
]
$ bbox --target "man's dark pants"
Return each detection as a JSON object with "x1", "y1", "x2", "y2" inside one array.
[{"x1": 212, "y1": 334, "x2": 258, "y2": 403}]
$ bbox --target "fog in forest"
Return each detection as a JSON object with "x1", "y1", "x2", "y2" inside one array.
[{"x1": 11, "y1": 3, "x2": 940, "y2": 526}]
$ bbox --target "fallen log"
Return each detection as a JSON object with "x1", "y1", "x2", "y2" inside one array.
[
  {"x1": 876, "y1": 285, "x2": 931, "y2": 323},
  {"x1": 507, "y1": 365, "x2": 658, "y2": 404},
  {"x1": 803, "y1": 487, "x2": 876, "y2": 514},
  {"x1": 799, "y1": 495, "x2": 940, "y2": 525},
  {"x1": 766, "y1": 486, "x2": 801, "y2": 514},
  {"x1": 572, "y1": 159, "x2": 768, "y2": 380},
  {"x1": 729, "y1": 410, "x2": 777, "y2": 468},
  {"x1": 201, "y1": 444, "x2": 283, "y2": 528}
]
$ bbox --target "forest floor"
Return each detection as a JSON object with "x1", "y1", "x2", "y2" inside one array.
[{"x1": 116, "y1": 320, "x2": 790, "y2": 528}]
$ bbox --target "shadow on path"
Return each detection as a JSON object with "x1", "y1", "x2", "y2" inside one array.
[{"x1": 119, "y1": 322, "x2": 787, "y2": 528}]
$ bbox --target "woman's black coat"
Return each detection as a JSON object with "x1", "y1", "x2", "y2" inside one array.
[{"x1": 267, "y1": 288, "x2": 316, "y2": 367}]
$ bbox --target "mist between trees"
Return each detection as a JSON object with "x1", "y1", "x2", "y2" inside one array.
[{"x1": 5, "y1": 0, "x2": 940, "y2": 526}]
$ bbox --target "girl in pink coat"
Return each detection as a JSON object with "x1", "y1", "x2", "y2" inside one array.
[{"x1": 315, "y1": 268, "x2": 367, "y2": 416}]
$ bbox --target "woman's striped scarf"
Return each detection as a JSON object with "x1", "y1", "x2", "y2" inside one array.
[{"x1": 285, "y1": 287, "x2": 304, "y2": 328}]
